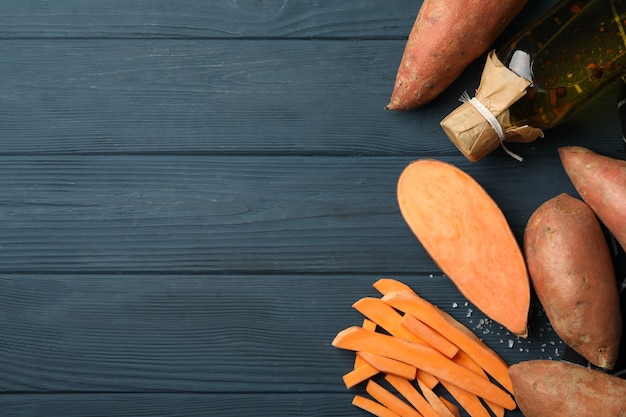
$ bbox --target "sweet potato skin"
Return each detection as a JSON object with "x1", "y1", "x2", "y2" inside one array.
[
  {"x1": 559, "y1": 146, "x2": 626, "y2": 251},
  {"x1": 386, "y1": 0, "x2": 527, "y2": 110},
  {"x1": 523, "y1": 193, "x2": 622, "y2": 369},
  {"x1": 509, "y1": 360, "x2": 626, "y2": 417}
]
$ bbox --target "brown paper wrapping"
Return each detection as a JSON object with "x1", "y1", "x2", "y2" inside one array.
[{"x1": 440, "y1": 51, "x2": 544, "y2": 162}]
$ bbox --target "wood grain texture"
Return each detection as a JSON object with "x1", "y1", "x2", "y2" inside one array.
[
  {"x1": 0, "y1": 154, "x2": 580, "y2": 274},
  {"x1": 0, "y1": 0, "x2": 418, "y2": 40},
  {"x1": 0, "y1": 393, "x2": 367, "y2": 417},
  {"x1": 0, "y1": 274, "x2": 561, "y2": 395},
  {"x1": 0, "y1": 39, "x2": 621, "y2": 156},
  {"x1": 0, "y1": 0, "x2": 612, "y2": 416},
  {"x1": 0, "y1": 0, "x2": 560, "y2": 41}
]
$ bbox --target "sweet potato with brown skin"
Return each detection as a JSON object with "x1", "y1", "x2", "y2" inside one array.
[
  {"x1": 524, "y1": 193, "x2": 622, "y2": 369},
  {"x1": 386, "y1": 0, "x2": 527, "y2": 110},
  {"x1": 509, "y1": 360, "x2": 626, "y2": 417},
  {"x1": 559, "y1": 145, "x2": 626, "y2": 251}
]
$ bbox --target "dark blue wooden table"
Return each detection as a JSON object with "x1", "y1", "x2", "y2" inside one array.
[{"x1": 0, "y1": 1, "x2": 622, "y2": 415}]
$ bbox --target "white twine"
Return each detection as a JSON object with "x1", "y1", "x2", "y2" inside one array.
[{"x1": 460, "y1": 92, "x2": 523, "y2": 162}]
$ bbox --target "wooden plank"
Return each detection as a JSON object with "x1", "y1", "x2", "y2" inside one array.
[
  {"x1": 0, "y1": 39, "x2": 621, "y2": 156},
  {"x1": 0, "y1": 39, "x2": 441, "y2": 156},
  {"x1": 0, "y1": 0, "x2": 557, "y2": 40},
  {"x1": 0, "y1": 392, "x2": 535, "y2": 417},
  {"x1": 0, "y1": 393, "x2": 368, "y2": 417},
  {"x1": 0, "y1": 0, "x2": 418, "y2": 39},
  {"x1": 0, "y1": 154, "x2": 581, "y2": 274},
  {"x1": 0, "y1": 273, "x2": 560, "y2": 397}
]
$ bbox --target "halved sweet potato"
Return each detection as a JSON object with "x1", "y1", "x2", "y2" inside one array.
[{"x1": 397, "y1": 159, "x2": 530, "y2": 336}]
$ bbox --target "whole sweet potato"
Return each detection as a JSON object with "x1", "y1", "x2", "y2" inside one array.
[
  {"x1": 386, "y1": 0, "x2": 527, "y2": 110},
  {"x1": 509, "y1": 360, "x2": 626, "y2": 417},
  {"x1": 524, "y1": 193, "x2": 622, "y2": 369},
  {"x1": 559, "y1": 146, "x2": 626, "y2": 251}
]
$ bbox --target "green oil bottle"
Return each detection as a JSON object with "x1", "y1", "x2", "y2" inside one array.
[{"x1": 441, "y1": 0, "x2": 626, "y2": 161}]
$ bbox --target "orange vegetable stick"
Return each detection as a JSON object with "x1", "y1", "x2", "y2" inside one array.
[
  {"x1": 396, "y1": 160, "x2": 530, "y2": 337},
  {"x1": 416, "y1": 378, "x2": 457, "y2": 417},
  {"x1": 362, "y1": 318, "x2": 378, "y2": 331},
  {"x1": 440, "y1": 380, "x2": 491, "y2": 417},
  {"x1": 384, "y1": 374, "x2": 441, "y2": 417},
  {"x1": 401, "y1": 313, "x2": 459, "y2": 359},
  {"x1": 415, "y1": 369, "x2": 439, "y2": 390},
  {"x1": 454, "y1": 351, "x2": 504, "y2": 417},
  {"x1": 353, "y1": 297, "x2": 429, "y2": 346},
  {"x1": 357, "y1": 351, "x2": 417, "y2": 380},
  {"x1": 355, "y1": 319, "x2": 378, "y2": 368},
  {"x1": 332, "y1": 326, "x2": 515, "y2": 410},
  {"x1": 366, "y1": 380, "x2": 424, "y2": 417},
  {"x1": 382, "y1": 291, "x2": 513, "y2": 393},
  {"x1": 352, "y1": 395, "x2": 401, "y2": 417},
  {"x1": 343, "y1": 363, "x2": 379, "y2": 389},
  {"x1": 373, "y1": 278, "x2": 417, "y2": 296},
  {"x1": 439, "y1": 397, "x2": 461, "y2": 417}
]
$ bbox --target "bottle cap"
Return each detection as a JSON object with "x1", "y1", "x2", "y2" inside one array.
[{"x1": 440, "y1": 51, "x2": 544, "y2": 162}]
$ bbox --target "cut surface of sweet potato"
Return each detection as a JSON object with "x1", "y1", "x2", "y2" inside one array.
[{"x1": 397, "y1": 159, "x2": 530, "y2": 336}]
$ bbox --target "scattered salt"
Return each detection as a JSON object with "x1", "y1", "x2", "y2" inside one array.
[
  {"x1": 508, "y1": 340, "x2": 514, "y2": 348},
  {"x1": 452, "y1": 302, "x2": 458, "y2": 308}
]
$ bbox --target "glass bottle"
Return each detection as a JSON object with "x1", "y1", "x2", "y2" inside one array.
[{"x1": 441, "y1": 0, "x2": 626, "y2": 161}]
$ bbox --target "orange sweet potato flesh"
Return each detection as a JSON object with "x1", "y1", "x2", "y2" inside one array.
[
  {"x1": 397, "y1": 159, "x2": 530, "y2": 336},
  {"x1": 559, "y1": 145, "x2": 626, "y2": 251},
  {"x1": 509, "y1": 360, "x2": 626, "y2": 417},
  {"x1": 386, "y1": 0, "x2": 527, "y2": 110},
  {"x1": 523, "y1": 193, "x2": 622, "y2": 370}
]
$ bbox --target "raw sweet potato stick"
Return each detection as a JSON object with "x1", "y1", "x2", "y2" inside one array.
[
  {"x1": 352, "y1": 395, "x2": 401, "y2": 417},
  {"x1": 454, "y1": 350, "x2": 504, "y2": 417},
  {"x1": 354, "y1": 319, "x2": 377, "y2": 368},
  {"x1": 353, "y1": 297, "x2": 430, "y2": 347},
  {"x1": 382, "y1": 291, "x2": 513, "y2": 393},
  {"x1": 342, "y1": 363, "x2": 378, "y2": 389},
  {"x1": 384, "y1": 375, "x2": 440, "y2": 417},
  {"x1": 332, "y1": 326, "x2": 516, "y2": 410},
  {"x1": 400, "y1": 313, "x2": 459, "y2": 359},
  {"x1": 357, "y1": 351, "x2": 417, "y2": 380},
  {"x1": 416, "y1": 378, "x2": 457, "y2": 417},
  {"x1": 366, "y1": 380, "x2": 423, "y2": 417}
]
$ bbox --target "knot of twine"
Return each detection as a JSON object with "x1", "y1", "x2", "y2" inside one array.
[{"x1": 460, "y1": 92, "x2": 523, "y2": 162}]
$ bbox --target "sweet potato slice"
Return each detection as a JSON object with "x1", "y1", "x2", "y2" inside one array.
[
  {"x1": 400, "y1": 313, "x2": 459, "y2": 359},
  {"x1": 397, "y1": 159, "x2": 530, "y2": 337},
  {"x1": 357, "y1": 351, "x2": 417, "y2": 380},
  {"x1": 366, "y1": 380, "x2": 423, "y2": 417},
  {"x1": 386, "y1": 0, "x2": 527, "y2": 110},
  {"x1": 382, "y1": 291, "x2": 513, "y2": 394},
  {"x1": 352, "y1": 395, "x2": 401, "y2": 417},
  {"x1": 523, "y1": 193, "x2": 622, "y2": 369},
  {"x1": 384, "y1": 374, "x2": 440, "y2": 417},
  {"x1": 509, "y1": 360, "x2": 626, "y2": 417},
  {"x1": 332, "y1": 326, "x2": 516, "y2": 410}
]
